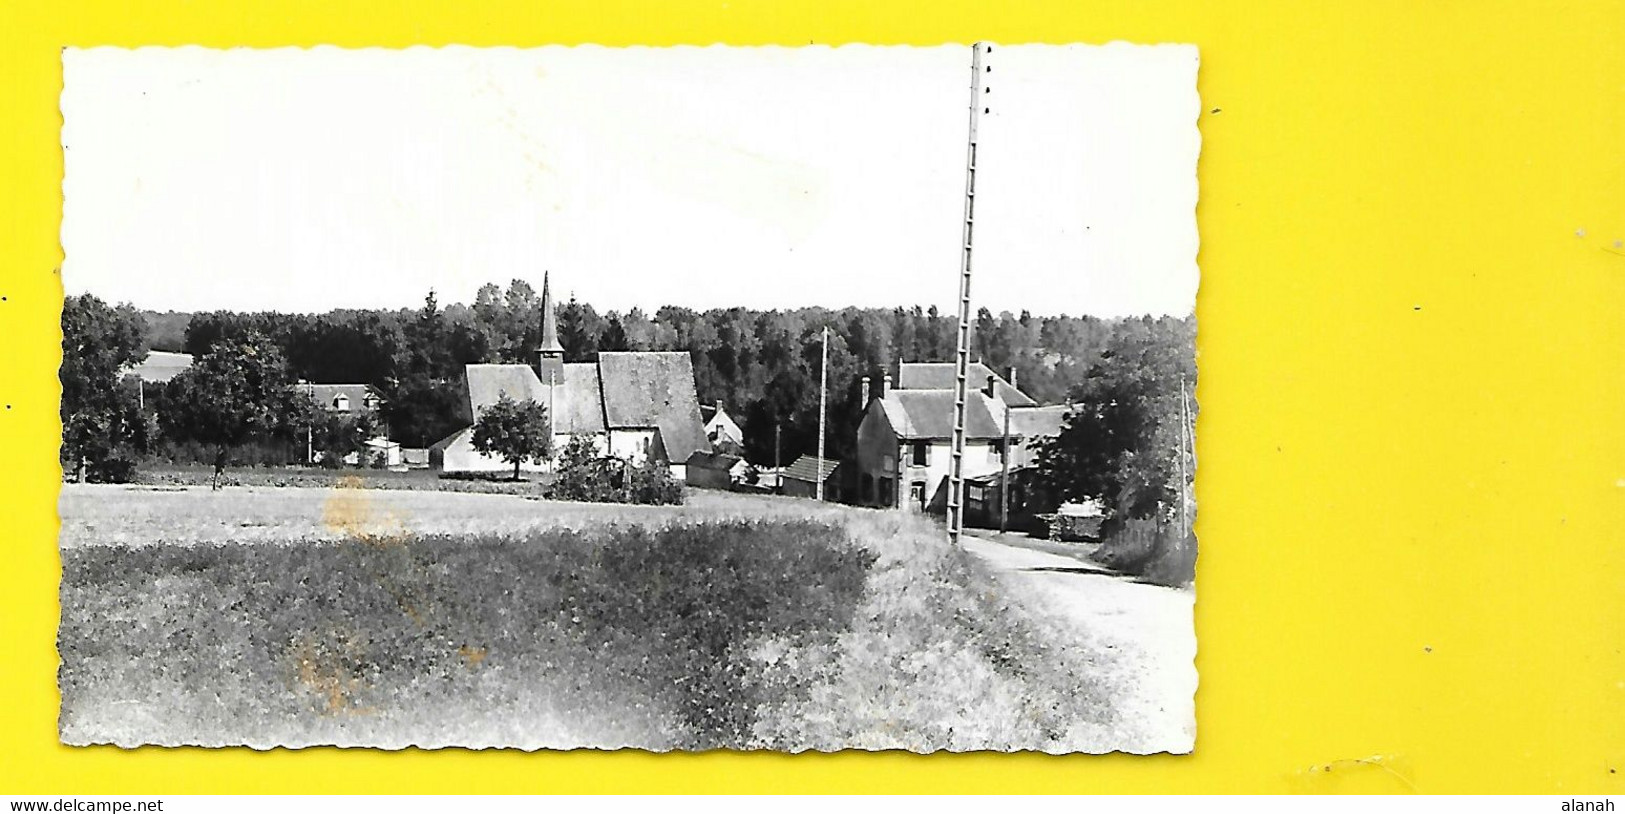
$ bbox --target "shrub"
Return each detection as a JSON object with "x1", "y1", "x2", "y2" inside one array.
[
  {"x1": 83, "y1": 454, "x2": 138, "y2": 484},
  {"x1": 626, "y1": 456, "x2": 683, "y2": 506},
  {"x1": 549, "y1": 436, "x2": 681, "y2": 506},
  {"x1": 1095, "y1": 515, "x2": 1196, "y2": 588}
]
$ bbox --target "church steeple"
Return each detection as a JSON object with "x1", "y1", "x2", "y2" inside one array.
[
  {"x1": 535, "y1": 271, "x2": 566, "y2": 387},
  {"x1": 538, "y1": 271, "x2": 564, "y2": 358}
]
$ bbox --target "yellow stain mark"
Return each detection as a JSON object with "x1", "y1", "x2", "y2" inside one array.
[
  {"x1": 322, "y1": 475, "x2": 410, "y2": 547},
  {"x1": 457, "y1": 645, "x2": 488, "y2": 669},
  {"x1": 290, "y1": 632, "x2": 375, "y2": 717}
]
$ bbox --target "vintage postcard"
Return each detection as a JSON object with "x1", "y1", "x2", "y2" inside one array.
[{"x1": 57, "y1": 44, "x2": 1199, "y2": 753}]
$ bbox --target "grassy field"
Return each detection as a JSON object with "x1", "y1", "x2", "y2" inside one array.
[{"x1": 59, "y1": 482, "x2": 1156, "y2": 752}]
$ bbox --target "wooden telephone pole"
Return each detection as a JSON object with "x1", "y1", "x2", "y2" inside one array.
[
  {"x1": 949, "y1": 42, "x2": 989, "y2": 546},
  {"x1": 817, "y1": 326, "x2": 829, "y2": 501}
]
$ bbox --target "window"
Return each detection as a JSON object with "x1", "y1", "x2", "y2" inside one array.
[
  {"x1": 909, "y1": 441, "x2": 930, "y2": 466},
  {"x1": 333, "y1": 394, "x2": 350, "y2": 412},
  {"x1": 990, "y1": 440, "x2": 1007, "y2": 463}
]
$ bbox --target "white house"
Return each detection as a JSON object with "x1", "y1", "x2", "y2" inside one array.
[{"x1": 852, "y1": 362, "x2": 1067, "y2": 513}]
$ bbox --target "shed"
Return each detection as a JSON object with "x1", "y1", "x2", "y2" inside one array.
[{"x1": 781, "y1": 455, "x2": 841, "y2": 501}]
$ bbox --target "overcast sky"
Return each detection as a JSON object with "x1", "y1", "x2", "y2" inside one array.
[{"x1": 62, "y1": 44, "x2": 1198, "y2": 317}]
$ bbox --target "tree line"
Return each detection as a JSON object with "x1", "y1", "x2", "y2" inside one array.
[
  {"x1": 141, "y1": 280, "x2": 1191, "y2": 461},
  {"x1": 66, "y1": 285, "x2": 1196, "y2": 529}
]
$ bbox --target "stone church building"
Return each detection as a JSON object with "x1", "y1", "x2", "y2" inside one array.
[{"x1": 429, "y1": 274, "x2": 711, "y2": 480}]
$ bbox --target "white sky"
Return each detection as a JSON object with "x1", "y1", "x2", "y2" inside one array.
[{"x1": 62, "y1": 44, "x2": 1199, "y2": 317}]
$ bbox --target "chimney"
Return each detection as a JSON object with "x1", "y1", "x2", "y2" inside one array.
[
  {"x1": 716, "y1": 399, "x2": 725, "y2": 415},
  {"x1": 1008, "y1": 366, "x2": 1018, "y2": 390},
  {"x1": 881, "y1": 372, "x2": 892, "y2": 397},
  {"x1": 860, "y1": 376, "x2": 870, "y2": 406},
  {"x1": 985, "y1": 375, "x2": 998, "y2": 398}
]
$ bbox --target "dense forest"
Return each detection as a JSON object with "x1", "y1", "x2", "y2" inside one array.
[{"x1": 138, "y1": 280, "x2": 1195, "y2": 464}]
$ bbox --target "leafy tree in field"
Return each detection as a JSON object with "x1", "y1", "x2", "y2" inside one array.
[
  {"x1": 61, "y1": 295, "x2": 147, "y2": 482},
  {"x1": 161, "y1": 331, "x2": 309, "y2": 489},
  {"x1": 311, "y1": 409, "x2": 379, "y2": 466},
  {"x1": 470, "y1": 394, "x2": 551, "y2": 480}
]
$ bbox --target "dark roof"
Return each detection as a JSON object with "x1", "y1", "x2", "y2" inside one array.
[
  {"x1": 305, "y1": 383, "x2": 378, "y2": 411},
  {"x1": 464, "y1": 362, "x2": 606, "y2": 435},
  {"x1": 125, "y1": 351, "x2": 193, "y2": 383},
  {"x1": 897, "y1": 362, "x2": 1037, "y2": 407},
  {"x1": 877, "y1": 389, "x2": 1006, "y2": 440},
  {"x1": 556, "y1": 363, "x2": 607, "y2": 434},
  {"x1": 597, "y1": 352, "x2": 711, "y2": 461},
  {"x1": 686, "y1": 450, "x2": 744, "y2": 469},
  {"x1": 1006, "y1": 404, "x2": 1071, "y2": 439},
  {"x1": 429, "y1": 425, "x2": 470, "y2": 453},
  {"x1": 465, "y1": 364, "x2": 547, "y2": 419},
  {"x1": 783, "y1": 454, "x2": 840, "y2": 483}
]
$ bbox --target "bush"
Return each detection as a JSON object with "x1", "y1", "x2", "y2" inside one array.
[
  {"x1": 627, "y1": 456, "x2": 683, "y2": 506},
  {"x1": 83, "y1": 455, "x2": 138, "y2": 484},
  {"x1": 548, "y1": 436, "x2": 682, "y2": 506},
  {"x1": 1094, "y1": 516, "x2": 1196, "y2": 588},
  {"x1": 438, "y1": 470, "x2": 524, "y2": 483}
]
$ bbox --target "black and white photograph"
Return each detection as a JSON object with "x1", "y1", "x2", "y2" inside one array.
[{"x1": 57, "y1": 44, "x2": 1200, "y2": 754}]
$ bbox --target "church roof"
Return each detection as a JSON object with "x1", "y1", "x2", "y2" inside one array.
[
  {"x1": 597, "y1": 352, "x2": 711, "y2": 461},
  {"x1": 464, "y1": 364, "x2": 548, "y2": 420},
  {"x1": 458, "y1": 352, "x2": 706, "y2": 460},
  {"x1": 554, "y1": 363, "x2": 606, "y2": 434}
]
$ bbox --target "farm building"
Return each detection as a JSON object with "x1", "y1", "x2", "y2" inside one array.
[
  {"x1": 430, "y1": 274, "x2": 711, "y2": 479},
  {"x1": 302, "y1": 383, "x2": 383, "y2": 416},
  {"x1": 685, "y1": 450, "x2": 752, "y2": 490},
  {"x1": 781, "y1": 454, "x2": 841, "y2": 501},
  {"x1": 701, "y1": 401, "x2": 745, "y2": 453},
  {"x1": 124, "y1": 350, "x2": 193, "y2": 384},
  {"x1": 852, "y1": 362, "x2": 1069, "y2": 515}
]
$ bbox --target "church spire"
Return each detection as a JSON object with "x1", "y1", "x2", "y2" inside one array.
[{"x1": 538, "y1": 271, "x2": 564, "y2": 357}]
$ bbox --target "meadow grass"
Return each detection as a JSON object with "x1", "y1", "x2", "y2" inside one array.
[{"x1": 59, "y1": 484, "x2": 1138, "y2": 751}]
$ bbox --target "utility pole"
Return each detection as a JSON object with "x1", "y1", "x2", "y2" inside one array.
[
  {"x1": 305, "y1": 380, "x2": 315, "y2": 465},
  {"x1": 774, "y1": 421, "x2": 782, "y2": 493},
  {"x1": 948, "y1": 42, "x2": 989, "y2": 546},
  {"x1": 817, "y1": 325, "x2": 829, "y2": 501},
  {"x1": 1178, "y1": 376, "x2": 1193, "y2": 538},
  {"x1": 1000, "y1": 403, "x2": 1011, "y2": 533}
]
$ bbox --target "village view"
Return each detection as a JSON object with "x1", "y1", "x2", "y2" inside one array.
[{"x1": 59, "y1": 270, "x2": 1196, "y2": 753}]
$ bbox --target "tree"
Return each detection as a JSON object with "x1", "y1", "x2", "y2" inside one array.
[
  {"x1": 470, "y1": 394, "x2": 551, "y2": 480},
  {"x1": 1034, "y1": 319, "x2": 1195, "y2": 523},
  {"x1": 161, "y1": 331, "x2": 309, "y2": 489},
  {"x1": 599, "y1": 314, "x2": 630, "y2": 352},
  {"x1": 311, "y1": 409, "x2": 379, "y2": 466},
  {"x1": 60, "y1": 295, "x2": 147, "y2": 482}
]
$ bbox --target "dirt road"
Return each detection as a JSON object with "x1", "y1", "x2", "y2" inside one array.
[{"x1": 961, "y1": 531, "x2": 1197, "y2": 752}]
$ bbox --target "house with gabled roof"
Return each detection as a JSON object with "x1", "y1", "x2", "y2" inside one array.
[
  {"x1": 430, "y1": 273, "x2": 711, "y2": 480},
  {"x1": 852, "y1": 362, "x2": 1068, "y2": 513}
]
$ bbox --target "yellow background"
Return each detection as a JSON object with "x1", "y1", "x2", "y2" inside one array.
[{"x1": 3, "y1": 0, "x2": 1623, "y2": 794}]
